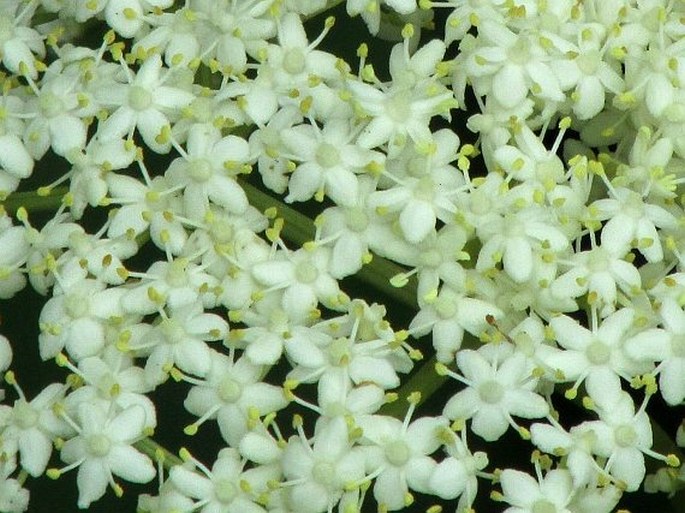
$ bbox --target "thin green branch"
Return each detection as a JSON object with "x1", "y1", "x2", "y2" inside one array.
[{"x1": 2, "y1": 187, "x2": 67, "y2": 215}]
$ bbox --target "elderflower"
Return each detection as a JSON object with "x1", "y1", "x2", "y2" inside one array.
[
  {"x1": 53, "y1": 403, "x2": 155, "y2": 508},
  {"x1": 4, "y1": 1, "x2": 685, "y2": 512}
]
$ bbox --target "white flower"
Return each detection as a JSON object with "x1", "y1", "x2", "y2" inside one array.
[
  {"x1": 624, "y1": 297, "x2": 685, "y2": 405},
  {"x1": 107, "y1": 173, "x2": 188, "y2": 255},
  {"x1": 493, "y1": 123, "x2": 567, "y2": 192},
  {"x1": 0, "y1": 214, "x2": 28, "y2": 299},
  {"x1": 64, "y1": 348, "x2": 157, "y2": 430},
  {"x1": 0, "y1": 1, "x2": 44, "y2": 80},
  {"x1": 183, "y1": 353, "x2": 288, "y2": 447},
  {"x1": 64, "y1": 137, "x2": 136, "y2": 219},
  {"x1": 136, "y1": 480, "x2": 194, "y2": 513},
  {"x1": 248, "y1": 105, "x2": 303, "y2": 194},
  {"x1": 580, "y1": 387, "x2": 655, "y2": 491},
  {"x1": 266, "y1": 13, "x2": 339, "y2": 88},
  {"x1": 539, "y1": 308, "x2": 650, "y2": 398},
  {"x1": 355, "y1": 414, "x2": 446, "y2": 510},
  {"x1": 139, "y1": 300, "x2": 228, "y2": 382},
  {"x1": 409, "y1": 282, "x2": 503, "y2": 363},
  {"x1": 189, "y1": 0, "x2": 276, "y2": 72},
  {"x1": 251, "y1": 245, "x2": 346, "y2": 322},
  {"x1": 24, "y1": 61, "x2": 94, "y2": 158},
  {"x1": 427, "y1": 428, "x2": 488, "y2": 513},
  {"x1": 466, "y1": 96, "x2": 533, "y2": 169},
  {"x1": 57, "y1": 403, "x2": 155, "y2": 508},
  {"x1": 38, "y1": 278, "x2": 127, "y2": 361},
  {"x1": 348, "y1": 40, "x2": 453, "y2": 152},
  {"x1": 281, "y1": 416, "x2": 365, "y2": 513},
  {"x1": 442, "y1": 346, "x2": 549, "y2": 441},
  {"x1": 475, "y1": 204, "x2": 569, "y2": 284},
  {"x1": 20, "y1": 213, "x2": 84, "y2": 295},
  {"x1": 499, "y1": 468, "x2": 575, "y2": 513},
  {"x1": 122, "y1": 258, "x2": 219, "y2": 315},
  {"x1": 368, "y1": 130, "x2": 465, "y2": 244},
  {"x1": 550, "y1": 244, "x2": 641, "y2": 318},
  {"x1": 215, "y1": 232, "x2": 271, "y2": 311},
  {"x1": 284, "y1": 308, "x2": 411, "y2": 391},
  {"x1": 95, "y1": 54, "x2": 194, "y2": 153},
  {"x1": 465, "y1": 19, "x2": 565, "y2": 108},
  {"x1": 165, "y1": 124, "x2": 251, "y2": 222},
  {"x1": 547, "y1": 24, "x2": 624, "y2": 120},
  {"x1": 0, "y1": 382, "x2": 69, "y2": 477},
  {"x1": 346, "y1": 0, "x2": 417, "y2": 34},
  {"x1": 0, "y1": 133, "x2": 33, "y2": 195},
  {"x1": 280, "y1": 119, "x2": 376, "y2": 207},
  {"x1": 0, "y1": 455, "x2": 29, "y2": 513},
  {"x1": 530, "y1": 421, "x2": 601, "y2": 488},
  {"x1": 132, "y1": 7, "x2": 203, "y2": 68},
  {"x1": 57, "y1": 230, "x2": 137, "y2": 286},
  {"x1": 0, "y1": 90, "x2": 31, "y2": 194},
  {"x1": 169, "y1": 447, "x2": 278, "y2": 513},
  {"x1": 234, "y1": 305, "x2": 295, "y2": 366},
  {"x1": 591, "y1": 186, "x2": 678, "y2": 263},
  {"x1": 624, "y1": 40, "x2": 681, "y2": 118}
]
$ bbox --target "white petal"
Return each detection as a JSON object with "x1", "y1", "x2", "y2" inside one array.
[
  {"x1": 108, "y1": 445, "x2": 155, "y2": 483},
  {"x1": 399, "y1": 200, "x2": 435, "y2": 243},
  {"x1": 0, "y1": 135, "x2": 33, "y2": 178}
]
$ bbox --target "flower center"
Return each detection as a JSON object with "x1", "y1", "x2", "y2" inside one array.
[
  {"x1": 87, "y1": 434, "x2": 112, "y2": 457},
  {"x1": 283, "y1": 48, "x2": 306, "y2": 75},
  {"x1": 210, "y1": 219, "x2": 234, "y2": 244},
  {"x1": 188, "y1": 159, "x2": 213, "y2": 182},
  {"x1": 435, "y1": 295, "x2": 458, "y2": 319},
  {"x1": 532, "y1": 499, "x2": 557, "y2": 513},
  {"x1": 408, "y1": 154, "x2": 428, "y2": 177},
  {"x1": 587, "y1": 248, "x2": 609, "y2": 272},
  {"x1": 39, "y1": 92, "x2": 65, "y2": 118},
  {"x1": 328, "y1": 337, "x2": 351, "y2": 366},
  {"x1": 218, "y1": 377, "x2": 242, "y2": 403},
  {"x1": 414, "y1": 177, "x2": 436, "y2": 201},
  {"x1": 315, "y1": 143, "x2": 341, "y2": 168},
  {"x1": 64, "y1": 292, "x2": 90, "y2": 319},
  {"x1": 614, "y1": 424, "x2": 637, "y2": 447},
  {"x1": 384, "y1": 439, "x2": 410, "y2": 467},
  {"x1": 508, "y1": 37, "x2": 530, "y2": 65},
  {"x1": 324, "y1": 401, "x2": 346, "y2": 417},
  {"x1": 576, "y1": 50, "x2": 601, "y2": 75},
  {"x1": 536, "y1": 156, "x2": 564, "y2": 184},
  {"x1": 345, "y1": 208, "x2": 369, "y2": 232},
  {"x1": 419, "y1": 248, "x2": 442, "y2": 268},
  {"x1": 166, "y1": 259, "x2": 189, "y2": 287},
  {"x1": 312, "y1": 461, "x2": 336, "y2": 486},
  {"x1": 13, "y1": 400, "x2": 39, "y2": 429},
  {"x1": 586, "y1": 340, "x2": 610, "y2": 365},
  {"x1": 478, "y1": 380, "x2": 504, "y2": 404},
  {"x1": 503, "y1": 215, "x2": 525, "y2": 238},
  {"x1": 295, "y1": 261, "x2": 318, "y2": 284},
  {"x1": 128, "y1": 85, "x2": 153, "y2": 111},
  {"x1": 386, "y1": 90, "x2": 412, "y2": 122},
  {"x1": 624, "y1": 193, "x2": 645, "y2": 219},
  {"x1": 214, "y1": 478, "x2": 237, "y2": 503},
  {"x1": 161, "y1": 319, "x2": 186, "y2": 345}
]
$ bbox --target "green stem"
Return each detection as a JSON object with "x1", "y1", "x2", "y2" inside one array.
[
  {"x1": 2, "y1": 187, "x2": 67, "y2": 215},
  {"x1": 134, "y1": 437, "x2": 183, "y2": 471}
]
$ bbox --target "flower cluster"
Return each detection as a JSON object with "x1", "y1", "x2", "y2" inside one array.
[{"x1": 1, "y1": 0, "x2": 685, "y2": 512}]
